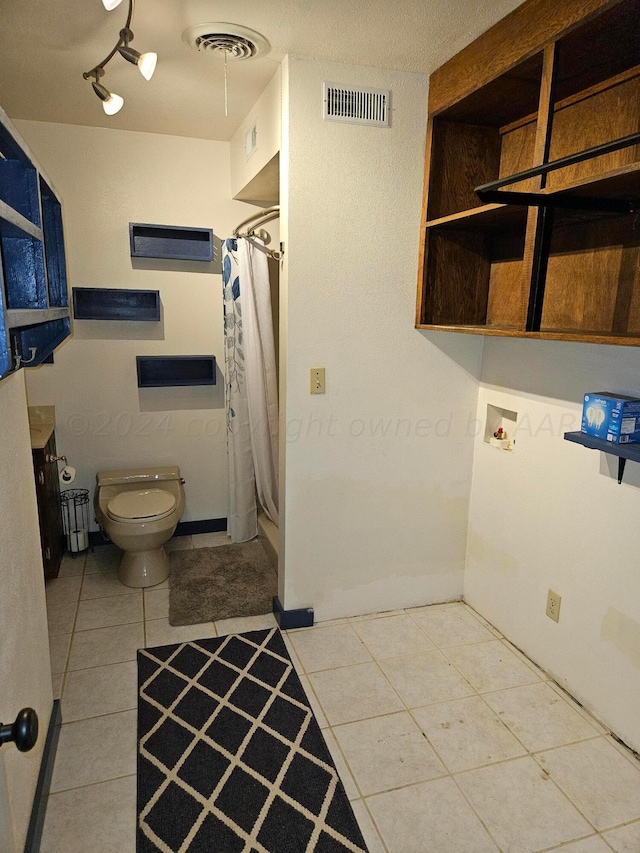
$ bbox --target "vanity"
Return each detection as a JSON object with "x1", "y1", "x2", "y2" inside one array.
[{"x1": 29, "y1": 408, "x2": 64, "y2": 579}]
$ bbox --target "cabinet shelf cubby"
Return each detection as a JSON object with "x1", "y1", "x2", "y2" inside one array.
[
  {"x1": 416, "y1": 0, "x2": 640, "y2": 346},
  {"x1": 73, "y1": 288, "x2": 160, "y2": 321},
  {"x1": 129, "y1": 223, "x2": 214, "y2": 262},
  {"x1": 136, "y1": 356, "x2": 216, "y2": 388}
]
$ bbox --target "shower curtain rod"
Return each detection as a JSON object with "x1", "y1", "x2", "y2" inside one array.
[
  {"x1": 233, "y1": 205, "x2": 280, "y2": 238},
  {"x1": 232, "y1": 206, "x2": 282, "y2": 260}
]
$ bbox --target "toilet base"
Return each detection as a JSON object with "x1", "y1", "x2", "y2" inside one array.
[{"x1": 118, "y1": 545, "x2": 169, "y2": 588}]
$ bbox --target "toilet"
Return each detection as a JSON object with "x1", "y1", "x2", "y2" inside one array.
[{"x1": 94, "y1": 466, "x2": 185, "y2": 588}]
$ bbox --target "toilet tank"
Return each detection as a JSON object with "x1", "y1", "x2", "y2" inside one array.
[{"x1": 95, "y1": 466, "x2": 182, "y2": 487}]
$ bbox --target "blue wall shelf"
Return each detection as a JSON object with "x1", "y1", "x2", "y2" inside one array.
[
  {"x1": 129, "y1": 223, "x2": 214, "y2": 261},
  {"x1": 73, "y1": 288, "x2": 160, "y2": 321},
  {"x1": 136, "y1": 356, "x2": 216, "y2": 388},
  {"x1": 564, "y1": 431, "x2": 640, "y2": 484}
]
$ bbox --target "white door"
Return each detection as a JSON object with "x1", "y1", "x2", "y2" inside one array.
[{"x1": 0, "y1": 372, "x2": 54, "y2": 851}]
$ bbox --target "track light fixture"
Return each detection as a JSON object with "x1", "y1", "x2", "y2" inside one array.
[{"x1": 84, "y1": 0, "x2": 157, "y2": 115}]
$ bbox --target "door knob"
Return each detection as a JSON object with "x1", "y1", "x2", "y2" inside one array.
[{"x1": 0, "y1": 708, "x2": 38, "y2": 752}]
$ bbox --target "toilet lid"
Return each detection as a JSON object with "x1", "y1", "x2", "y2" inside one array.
[{"x1": 107, "y1": 488, "x2": 176, "y2": 522}]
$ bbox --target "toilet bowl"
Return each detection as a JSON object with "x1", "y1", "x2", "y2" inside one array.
[{"x1": 94, "y1": 466, "x2": 185, "y2": 588}]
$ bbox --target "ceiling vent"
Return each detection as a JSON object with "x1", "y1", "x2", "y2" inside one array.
[
  {"x1": 182, "y1": 24, "x2": 270, "y2": 60},
  {"x1": 322, "y1": 82, "x2": 391, "y2": 127}
]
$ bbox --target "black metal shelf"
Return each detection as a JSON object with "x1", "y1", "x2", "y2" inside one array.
[{"x1": 564, "y1": 431, "x2": 640, "y2": 483}]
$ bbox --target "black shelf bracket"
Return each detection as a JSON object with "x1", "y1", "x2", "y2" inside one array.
[
  {"x1": 476, "y1": 131, "x2": 640, "y2": 212},
  {"x1": 564, "y1": 431, "x2": 640, "y2": 484}
]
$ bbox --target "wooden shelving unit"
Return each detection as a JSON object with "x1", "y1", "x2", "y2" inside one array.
[
  {"x1": 0, "y1": 107, "x2": 71, "y2": 378},
  {"x1": 416, "y1": 0, "x2": 640, "y2": 346},
  {"x1": 72, "y1": 287, "x2": 161, "y2": 321},
  {"x1": 129, "y1": 223, "x2": 214, "y2": 261}
]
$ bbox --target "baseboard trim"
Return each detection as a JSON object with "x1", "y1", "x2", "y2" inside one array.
[
  {"x1": 273, "y1": 596, "x2": 314, "y2": 630},
  {"x1": 24, "y1": 698, "x2": 62, "y2": 853},
  {"x1": 175, "y1": 518, "x2": 227, "y2": 537},
  {"x1": 88, "y1": 518, "x2": 227, "y2": 548}
]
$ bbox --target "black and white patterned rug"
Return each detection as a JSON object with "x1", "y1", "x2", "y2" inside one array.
[{"x1": 137, "y1": 627, "x2": 369, "y2": 853}]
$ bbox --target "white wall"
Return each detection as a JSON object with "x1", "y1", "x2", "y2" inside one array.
[
  {"x1": 230, "y1": 67, "x2": 281, "y2": 200},
  {"x1": 18, "y1": 121, "x2": 256, "y2": 528},
  {"x1": 0, "y1": 371, "x2": 52, "y2": 852},
  {"x1": 279, "y1": 56, "x2": 483, "y2": 620},
  {"x1": 465, "y1": 337, "x2": 640, "y2": 752}
]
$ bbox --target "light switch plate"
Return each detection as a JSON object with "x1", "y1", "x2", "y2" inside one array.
[{"x1": 310, "y1": 367, "x2": 325, "y2": 394}]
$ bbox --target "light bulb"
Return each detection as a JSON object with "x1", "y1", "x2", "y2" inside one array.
[
  {"x1": 102, "y1": 0, "x2": 124, "y2": 9},
  {"x1": 595, "y1": 408, "x2": 606, "y2": 428},
  {"x1": 138, "y1": 52, "x2": 157, "y2": 81},
  {"x1": 586, "y1": 406, "x2": 596, "y2": 427},
  {"x1": 102, "y1": 92, "x2": 124, "y2": 115}
]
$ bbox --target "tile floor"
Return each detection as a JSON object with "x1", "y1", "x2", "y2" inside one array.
[{"x1": 42, "y1": 538, "x2": 640, "y2": 852}]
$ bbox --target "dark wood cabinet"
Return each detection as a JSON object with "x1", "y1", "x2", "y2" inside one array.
[
  {"x1": 32, "y1": 432, "x2": 64, "y2": 580},
  {"x1": 416, "y1": 0, "x2": 640, "y2": 346}
]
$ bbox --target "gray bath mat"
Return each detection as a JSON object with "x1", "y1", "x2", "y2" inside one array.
[{"x1": 168, "y1": 540, "x2": 277, "y2": 625}]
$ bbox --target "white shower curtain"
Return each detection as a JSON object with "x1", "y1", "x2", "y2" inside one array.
[{"x1": 222, "y1": 237, "x2": 279, "y2": 542}]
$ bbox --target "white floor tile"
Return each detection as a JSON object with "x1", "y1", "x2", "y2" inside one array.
[
  {"x1": 351, "y1": 614, "x2": 436, "y2": 659},
  {"x1": 321, "y1": 729, "x2": 360, "y2": 800},
  {"x1": 51, "y1": 673, "x2": 63, "y2": 700},
  {"x1": 47, "y1": 600, "x2": 78, "y2": 636},
  {"x1": 45, "y1": 576, "x2": 82, "y2": 607},
  {"x1": 67, "y1": 622, "x2": 144, "y2": 671},
  {"x1": 309, "y1": 662, "x2": 403, "y2": 725},
  {"x1": 145, "y1": 617, "x2": 216, "y2": 648},
  {"x1": 49, "y1": 633, "x2": 71, "y2": 675},
  {"x1": 413, "y1": 695, "x2": 526, "y2": 773},
  {"x1": 537, "y1": 738, "x2": 640, "y2": 830},
  {"x1": 549, "y1": 837, "x2": 614, "y2": 852},
  {"x1": 84, "y1": 545, "x2": 122, "y2": 573},
  {"x1": 367, "y1": 777, "x2": 499, "y2": 853},
  {"x1": 349, "y1": 800, "x2": 387, "y2": 853},
  {"x1": 444, "y1": 640, "x2": 542, "y2": 693},
  {"x1": 144, "y1": 588, "x2": 170, "y2": 621},
  {"x1": 51, "y1": 710, "x2": 137, "y2": 792},
  {"x1": 57, "y1": 554, "x2": 86, "y2": 577},
  {"x1": 378, "y1": 650, "x2": 474, "y2": 708},
  {"x1": 81, "y1": 570, "x2": 131, "y2": 599},
  {"x1": 75, "y1": 592, "x2": 143, "y2": 631},
  {"x1": 191, "y1": 531, "x2": 230, "y2": 548},
  {"x1": 289, "y1": 623, "x2": 372, "y2": 673},
  {"x1": 299, "y1": 675, "x2": 328, "y2": 729},
  {"x1": 334, "y1": 712, "x2": 446, "y2": 795},
  {"x1": 456, "y1": 756, "x2": 592, "y2": 852},
  {"x1": 408, "y1": 602, "x2": 495, "y2": 648},
  {"x1": 40, "y1": 776, "x2": 136, "y2": 853},
  {"x1": 603, "y1": 820, "x2": 640, "y2": 852},
  {"x1": 215, "y1": 613, "x2": 277, "y2": 635},
  {"x1": 484, "y1": 682, "x2": 602, "y2": 752},
  {"x1": 62, "y1": 661, "x2": 138, "y2": 722},
  {"x1": 165, "y1": 534, "x2": 192, "y2": 551}
]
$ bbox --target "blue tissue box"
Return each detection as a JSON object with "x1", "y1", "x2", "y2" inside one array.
[{"x1": 581, "y1": 392, "x2": 640, "y2": 444}]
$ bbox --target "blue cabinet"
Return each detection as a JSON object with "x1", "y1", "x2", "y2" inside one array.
[{"x1": 0, "y1": 107, "x2": 70, "y2": 379}]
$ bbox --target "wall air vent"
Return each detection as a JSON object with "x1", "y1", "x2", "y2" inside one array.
[{"x1": 322, "y1": 82, "x2": 391, "y2": 127}]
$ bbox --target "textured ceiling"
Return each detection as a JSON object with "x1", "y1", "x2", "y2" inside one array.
[{"x1": 0, "y1": 0, "x2": 526, "y2": 141}]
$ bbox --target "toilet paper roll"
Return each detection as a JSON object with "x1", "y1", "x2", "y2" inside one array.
[
  {"x1": 60, "y1": 465, "x2": 76, "y2": 485},
  {"x1": 68, "y1": 529, "x2": 88, "y2": 553}
]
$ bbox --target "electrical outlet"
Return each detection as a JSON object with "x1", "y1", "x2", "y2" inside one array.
[
  {"x1": 310, "y1": 367, "x2": 325, "y2": 394},
  {"x1": 546, "y1": 589, "x2": 561, "y2": 622}
]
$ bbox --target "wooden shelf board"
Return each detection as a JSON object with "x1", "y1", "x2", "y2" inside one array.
[
  {"x1": 545, "y1": 161, "x2": 640, "y2": 201},
  {"x1": 425, "y1": 204, "x2": 528, "y2": 231},
  {"x1": 564, "y1": 431, "x2": 640, "y2": 464},
  {"x1": 415, "y1": 324, "x2": 640, "y2": 346},
  {"x1": 6, "y1": 307, "x2": 70, "y2": 330},
  {"x1": 0, "y1": 199, "x2": 42, "y2": 241}
]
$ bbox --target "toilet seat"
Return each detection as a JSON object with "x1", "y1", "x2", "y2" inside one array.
[{"x1": 107, "y1": 488, "x2": 176, "y2": 523}]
